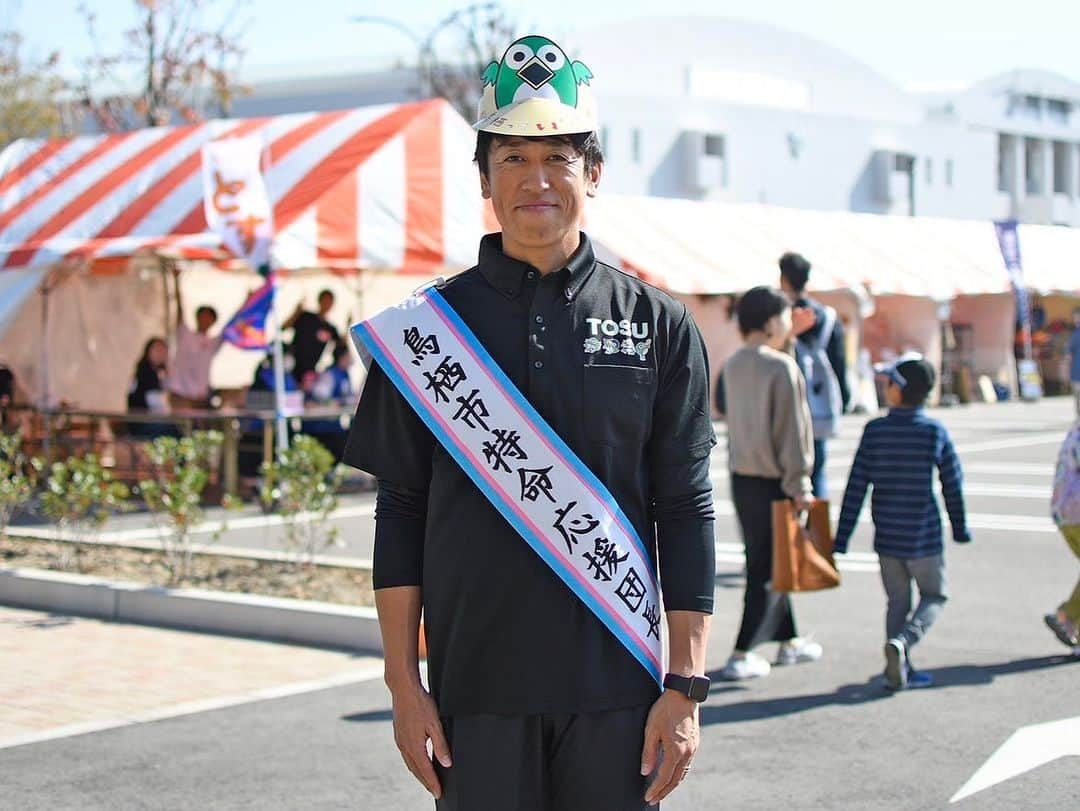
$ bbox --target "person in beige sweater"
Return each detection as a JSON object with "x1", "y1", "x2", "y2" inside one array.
[{"x1": 716, "y1": 286, "x2": 821, "y2": 681}]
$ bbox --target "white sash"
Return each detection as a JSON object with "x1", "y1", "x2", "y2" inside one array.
[{"x1": 351, "y1": 287, "x2": 663, "y2": 685}]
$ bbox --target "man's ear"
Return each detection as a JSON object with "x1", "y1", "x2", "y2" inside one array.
[
  {"x1": 479, "y1": 169, "x2": 492, "y2": 200},
  {"x1": 585, "y1": 161, "x2": 602, "y2": 198}
]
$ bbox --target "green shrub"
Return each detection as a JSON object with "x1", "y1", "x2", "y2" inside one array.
[
  {"x1": 138, "y1": 431, "x2": 225, "y2": 584},
  {"x1": 261, "y1": 435, "x2": 346, "y2": 568},
  {"x1": 0, "y1": 431, "x2": 42, "y2": 540},
  {"x1": 40, "y1": 453, "x2": 130, "y2": 570}
]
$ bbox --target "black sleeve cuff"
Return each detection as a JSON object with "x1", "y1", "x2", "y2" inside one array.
[
  {"x1": 656, "y1": 517, "x2": 715, "y2": 614},
  {"x1": 372, "y1": 480, "x2": 427, "y2": 589}
]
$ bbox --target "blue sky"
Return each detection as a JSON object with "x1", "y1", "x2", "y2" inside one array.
[{"x1": 9, "y1": 0, "x2": 1080, "y2": 91}]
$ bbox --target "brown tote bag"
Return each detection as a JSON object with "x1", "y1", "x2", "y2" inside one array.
[{"x1": 771, "y1": 499, "x2": 840, "y2": 593}]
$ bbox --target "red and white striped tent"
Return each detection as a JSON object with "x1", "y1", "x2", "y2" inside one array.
[
  {"x1": 0, "y1": 99, "x2": 496, "y2": 408},
  {"x1": 0, "y1": 98, "x2": 487, "y2": 275}
]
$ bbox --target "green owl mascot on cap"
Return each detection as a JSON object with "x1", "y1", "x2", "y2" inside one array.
[{"x1": 475, "y1": 35, "x2": 597, "y2": 135}]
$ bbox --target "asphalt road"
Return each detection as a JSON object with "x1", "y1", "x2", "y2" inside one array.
[{"x1": 3, "y1": 398, "x2": 1080, "y2": 810}]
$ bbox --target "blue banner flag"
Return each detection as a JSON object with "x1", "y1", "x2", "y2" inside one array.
[
  {"x1": 222, "y1": 280, "x2": 274, "y2": 350},
  {"x1": 993, "y1": 219, "x2": 1030, "y2": 330}
]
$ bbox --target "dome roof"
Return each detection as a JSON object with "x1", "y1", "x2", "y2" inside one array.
[{"x1": 562, "y1": 16, "x2": 922, "y2": 124}]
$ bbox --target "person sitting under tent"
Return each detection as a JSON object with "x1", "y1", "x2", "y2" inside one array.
[
  {"x1": 126, "y1": 337, "x2": 178, "y2": 438},
  {"x1": 301, "y1": 344, "x2": 356, "y2": 461}
]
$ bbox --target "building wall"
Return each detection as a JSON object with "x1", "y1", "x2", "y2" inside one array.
[{"x1": 595, "y1": 93, "x2": 999, "y2": 220}]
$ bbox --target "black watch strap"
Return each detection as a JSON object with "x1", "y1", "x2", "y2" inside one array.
[{"x1": 663, "y1": 673, "x2": 710, "y2": 703}]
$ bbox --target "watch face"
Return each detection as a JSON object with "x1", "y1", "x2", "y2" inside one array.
[{"x1": 689, "y1": 676, "x2": 711, "y2": 703}]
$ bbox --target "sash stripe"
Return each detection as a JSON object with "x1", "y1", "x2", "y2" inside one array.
[
  {"x1": 356, "y1": 318, "x2": 663, "y2": 683},
  {"x1": 426, "y1": 290, "x2": 659, "y2": 591}
]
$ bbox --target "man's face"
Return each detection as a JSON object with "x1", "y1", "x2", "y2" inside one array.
[
  {"x1": 318, "y1": 293, "x2": 334, "y2": 316},
  {"x1": 480, "y1": 136, "x2": 600, "y2": 253}
]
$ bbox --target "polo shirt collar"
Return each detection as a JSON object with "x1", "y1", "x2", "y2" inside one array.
[
  {"x1": 888, "y1": 406, "x2": 925, "y2": 419},
  {"x1": 478, "y1": 232, "x2": 596, "y2": 300}
]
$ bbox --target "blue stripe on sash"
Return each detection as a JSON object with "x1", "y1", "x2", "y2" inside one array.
[{"x1": 354, "y1": 320, "x2": 663, "y2": 686}]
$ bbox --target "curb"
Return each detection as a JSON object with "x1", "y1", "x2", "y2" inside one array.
[{"x1": 0, "y1": 566, "x2": 383, "y2": 654}]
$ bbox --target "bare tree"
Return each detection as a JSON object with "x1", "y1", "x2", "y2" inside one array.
[
  {"x1": 0, "y1": 31, "x2": 67, "y2": 146},
  {"x1": 354, "y1": 3, "x2": 516, "y2": 122},
  {"x1": 76, "y1": 0, "x2": 251, "y2": 132}
]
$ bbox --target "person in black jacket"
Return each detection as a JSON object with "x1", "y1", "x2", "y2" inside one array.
[{"x1": 779, "y1": 252, "x2": 851, "y2": 498}]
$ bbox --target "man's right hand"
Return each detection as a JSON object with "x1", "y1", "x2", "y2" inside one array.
[
  {"x1": 793, "y1": 493, "x2": 814, "y2": 513},
  {"x1": 390, "y1": 681, "x2": 452, "y2": 799}
]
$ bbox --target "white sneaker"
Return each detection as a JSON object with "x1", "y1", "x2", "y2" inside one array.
[
  {"x1": 719, "y1": 652, "x2": 771, "y2": 681},
  {"x1": 775, "y1": 638, "x2": 824, "y2": 666}
]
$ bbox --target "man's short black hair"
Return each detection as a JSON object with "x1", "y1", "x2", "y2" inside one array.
[
  {"x1": 196, "y1": 305, "x2": 217, "y2": 322},
  {"x1": 737, "y1": 285, "x2": 790, "y2": 336},
  {"x1": 896, "y1": 358, "x2": 936, "y2": 406},
  {"x1": 474, "y1": 131, "x2": 604, "y2": 178},
  {"x1": 318, "y1": 289, "x2": 334, "y2": 303},
  {"x1": 779, "y1": 252, "x2": 812, "y2": 293}
]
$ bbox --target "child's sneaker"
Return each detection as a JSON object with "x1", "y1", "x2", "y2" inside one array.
[
  {"x1": 884, "y1": 637, "x2": 907, "y2": 690},
  {"x1": 775, "y1": 638, "x2": 824, "y2": 666},
  {"x1": 1043, "y1": 613, "x2": 1079, "y2": 648},
  {"x1": 719, "y1": 652, "x2": 771, "y2": 681}
]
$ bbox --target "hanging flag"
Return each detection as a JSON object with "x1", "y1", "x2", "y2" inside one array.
[
  {"x1": 993, "y1": 219, "x2": 1030, "y2": 331},
  {"x1": 993, "y1": 219, "x2": 1042, "y2": 400},
  {"x1": 222, "y1": 280, "x2": 274, "y2": 350},
  {"x1": 202, "y1": 135, "x2": 273, "y2": 267}
]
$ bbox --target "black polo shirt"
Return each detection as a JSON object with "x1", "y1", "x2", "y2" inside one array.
[{"x1": 343, "y1": 233, "x2": 716, "y2": 716}]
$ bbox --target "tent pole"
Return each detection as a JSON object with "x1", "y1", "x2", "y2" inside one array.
[
  {"x1": 39, "y1": 273, "x2": 52, "y2": 463},
  {"x1": 269, "y1": 274, "x2": 288, "y2": 457}
]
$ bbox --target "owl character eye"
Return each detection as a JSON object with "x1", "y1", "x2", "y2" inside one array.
[
  {"x1": 506, "y1": 44, "x2": 534, "y2": 66},
  {"x1": 537, "y1": 45, "x2": 565, "y2": 70}
]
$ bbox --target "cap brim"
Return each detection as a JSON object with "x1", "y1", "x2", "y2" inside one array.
[{"x1": 473, "y1": 97, "x2": 596, "y2": 136}]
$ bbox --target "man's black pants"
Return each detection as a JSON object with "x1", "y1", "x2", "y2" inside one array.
[{"x1": 434, "y1": 704, "x2": 652, "y2": 811}]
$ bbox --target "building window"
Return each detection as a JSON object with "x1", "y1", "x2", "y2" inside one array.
[
  {"x1": 704, "y1": 133, "x2": 725, "y2": 158},
  {"x1": 600, "y1": 126, "x2": 609, "y2": 154},
  {"x1": 1047, "y1": 99, "x2": 1071, "y2": 124},
  {"x1": 1053, "y1": 141, "x2": 1070, "y2": 193},
  {"x1": 1023, "y1": 95, "x2": 1042, "y2": 120},
  {"x1": 925, "y1": 157, "x2": 933, "y2": 185},
  {"x1": 997, "y1": 134, "x2": 1011, "y2": 192},
  {"x1": 894, "y1": 154, "x2": 914, "y2": 173},
  {"x1": 631, "y1": 129, "x2": 642, "y2": 164},
  {"x1": 1025, "y1": 138, "x2": 1044, "y2": 195},
  {"x1": 945, "y1": 158, "x2": 954, "y2": 187}
]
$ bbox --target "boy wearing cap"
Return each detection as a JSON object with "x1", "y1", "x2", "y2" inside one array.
[{"x1": 833, "y1": 356, "x2": 971, "y2": 690}]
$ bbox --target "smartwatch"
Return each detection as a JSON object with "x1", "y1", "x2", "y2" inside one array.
[{"x1": 663, "y1": 673, "x2": 711, "y2": 703}]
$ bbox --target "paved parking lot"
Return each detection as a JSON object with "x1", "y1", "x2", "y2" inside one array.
[{"x1": 2, "y1": 398, "x2": 1079, "y2": 809}]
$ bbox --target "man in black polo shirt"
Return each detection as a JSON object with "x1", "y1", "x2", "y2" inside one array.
[{"x1": 344, "y1": 36, "x2": 715, "y2": 810}]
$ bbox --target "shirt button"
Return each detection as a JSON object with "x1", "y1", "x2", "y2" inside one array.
[
  {"x1": 527, "y1": 271, "x2": 537, "y2": 280},
  {"x1": 534, "y1": 315, "x2": 544, "y2": 324},
  {"x1": 534, "y1": 360, "x2": 544, "y2": 369}
]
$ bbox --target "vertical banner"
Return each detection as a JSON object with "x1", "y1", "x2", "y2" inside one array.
[
  {"x1": 202, "y1": 135, "x2": 274, "y2": 267},
  {"x1": 202, "y1": 135, "x2": 289, "y2": 448},
  {"x1": 993, "y1": 220, "x2": 1041, "y2": 401}
]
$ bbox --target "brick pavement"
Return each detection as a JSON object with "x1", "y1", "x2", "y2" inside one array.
[{"x1": 0, "y1": 606, "x2": 382, "y2": 749}]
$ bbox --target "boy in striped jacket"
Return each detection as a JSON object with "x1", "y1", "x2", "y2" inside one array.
[{"x1": 834, "y1": 355, "x2": 971, "y2": 690}]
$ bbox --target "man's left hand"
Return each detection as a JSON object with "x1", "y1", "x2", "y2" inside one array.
[{"x1": 640, "y1": 689, "x2": 700, "y2": 805}]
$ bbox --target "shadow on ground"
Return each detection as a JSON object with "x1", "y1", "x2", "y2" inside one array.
[
  {"x1": 342, "y1": 709, "x2": 394, "y2": 723},
  {"x1": 701, "y1": 654, "x2": 1077, "y2": 726}
]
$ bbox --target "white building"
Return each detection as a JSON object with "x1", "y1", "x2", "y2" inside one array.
[{"x1": 231, "y1": 16, "x2": 1080, "y2": 227}]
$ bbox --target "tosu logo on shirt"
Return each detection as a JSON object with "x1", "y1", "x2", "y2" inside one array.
[{"x1": 583, "y1": 318, "x2": 651, "y2": 362}]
